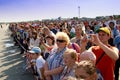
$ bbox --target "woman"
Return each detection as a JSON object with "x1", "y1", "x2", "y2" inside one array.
[
  {"x1": 71, "y1": 24, "x2": 84, "y2": 47},
  {"x1": 42, "y1": 26, "x2": 55, "y2": 38},
  {"x1": 41, "y1": 35, "x2": 55, "y2": 60},
  {"x1": 29, "y1": 31, "x2": 40, "y2": 49},
  {"x1": 44, "y1": 32, "x2": 70, "y2": 80}
]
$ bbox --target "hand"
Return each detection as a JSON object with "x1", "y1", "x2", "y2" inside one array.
[
  {"x1": 45, "y1": 76, "x2": 52, "y2": 80},
  {"x1": 81, "y1": 34, "x2": 88, "y2": 47},
  {"x1": 80, "y1": 34, "x2": 88, "y2": 53},
  {"x1": 44, "y1": 70, "x2": 52, "y2": 80},
  {"x1": 90, "y1": 34, "x2": 101, "y2": 45},
  {"x1": 44, "y1": 70, "x2": 49, "y2": 76}
]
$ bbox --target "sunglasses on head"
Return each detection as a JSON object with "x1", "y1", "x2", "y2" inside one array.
[{"x1": 56, "y1": 39, "x2": 66, "y2": 43}]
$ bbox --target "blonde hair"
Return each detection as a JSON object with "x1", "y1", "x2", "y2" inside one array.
[
  {"x1": 64, "y1": 49, "x2": 77, "y2": 61},
  {"x1": 56, "y1": 32, "x2": 70, "y2": 46},
  {"x1": 42, "y1": 26, "x2": 50, "y2": 32},
  {"x1": 76, "y1": 60, "x2": 96, "y2": 76}
]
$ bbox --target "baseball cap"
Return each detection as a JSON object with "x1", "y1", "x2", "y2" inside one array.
[
  {"x1": 96, "y1": 27, "x2": 110, "y2": 35},
  {"x1": 29, "y1": 47, "x2": 41, "y2": 54}
]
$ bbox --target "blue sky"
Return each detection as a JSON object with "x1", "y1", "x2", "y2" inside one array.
[{"x1": 0, "y1": 0, "x2": 120, "y2": 22}]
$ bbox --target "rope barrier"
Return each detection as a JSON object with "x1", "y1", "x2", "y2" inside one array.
[{"x1": 14, "y1": 37, "x2": 27, "y2": 52}]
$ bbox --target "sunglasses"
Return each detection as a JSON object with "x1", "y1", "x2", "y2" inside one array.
[{"x1": 56, "y1": 39, "x2": 66, "y2": 43}]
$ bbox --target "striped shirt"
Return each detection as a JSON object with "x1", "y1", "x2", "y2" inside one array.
[{"x1": 47, "y1": 47, "x2": 66, "y2": 80}]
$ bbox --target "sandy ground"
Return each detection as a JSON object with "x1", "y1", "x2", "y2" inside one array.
[{"x1": 0, "y1": 24, "x2": 34, "y2": 80}]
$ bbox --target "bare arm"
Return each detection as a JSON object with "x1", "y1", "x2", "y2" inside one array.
[
  {"x1": 44, "y1": 66, "x2": 64, "y2": 76},
  {"x1": 89, "y1": 34, "x2": 119, "y2": 60},
  {"x1": 41, "y1": 41, "x2": 51, "y2": 49},
  {"x1": 44, "y1": 62, "x2": 52, "y2": 80},
  {"x1": 98, "y1": 42, "x2": 119, "y2": 60},
  {"x1": 39, "y1": 67, "x2": 45, "y2": 80}
]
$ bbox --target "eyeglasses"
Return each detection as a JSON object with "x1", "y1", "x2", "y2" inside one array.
[{"x1": 56, "y1": 39, "x2": 66, "y2": 43}]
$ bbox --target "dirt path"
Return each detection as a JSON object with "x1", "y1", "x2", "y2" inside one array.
[{"x1": 0, "y1": 24, "x2": 34, "y2": 80}]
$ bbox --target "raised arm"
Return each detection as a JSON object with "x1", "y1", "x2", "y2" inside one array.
[{"x1": 90, "y1": 34, "x2": 119, "y2": 60}]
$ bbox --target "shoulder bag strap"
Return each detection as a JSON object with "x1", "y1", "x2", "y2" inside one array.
[{"x1": 96, "y1": 52, "x2": 105, "y2": 65}]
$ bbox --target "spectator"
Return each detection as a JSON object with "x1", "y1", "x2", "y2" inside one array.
[
  {"x1": 71, "y1": 24, "x2": 84, "y2": 47},
  {"x1": 86, "y1": 27, "x2": 119, "y2": 80},
  {"x1": 75, "y1": 60, "x2": 98, "y2": 80},
  {"x1": 67, "y1": 42, "x2": 81, "y2": 62},
  {"x1": 62, "y1": 25, "x2": 81, "y2": 60},
  {"x1": 80, "y1": 50, "x2": 103, "y2": 80},
  {"x1": 29, "y1": 31, "x2": 40, "y2": 49},
  {"x1": 60, "y1": 49, "x2": 77, "y2": 79},
  {"x1": 48, "y1": 22, "x2": 57, "y2": 34},
  {"x1": 70, "y1": 25, "x2": 75, "y2": 38},
  {"x1": 42, "y1": 26, "x2": 55, "y2": 37},
  {"x1": 80, "y1": 50, "x2": 96, "y2": 64},
  {"x1": 44, "y1": 32, "x2": 70, "y2": 80},
  {"x1": 18, "y1": 25, "x2": 25, "y2": 54},
  {"x1": 62, "y1": 27, "x2": 70, "y2": 38},
  {"x1": 85, "y1": 25, "x2": 94, "y2": 49},
  {"x1": 114, "y1": 34, "x2": 120, "y2": 80},
  {"x1": 41, "y1": 35, "x2": 55, "y2": 60},
  {"x1": 29, "y1": 47, "x2": 45, "y2": 80},
  {"x1": 108, "y1": 16, "x2": 116, "y2": 26},
  {"x1": 117, "y1": 24, "x2": 120, "y2": 32},
  {"x1": 108, "y1": 21, "x2": 119, "y2": 38}
]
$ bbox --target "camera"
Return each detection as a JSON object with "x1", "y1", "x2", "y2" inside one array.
[{"x1": 87, "y1": 34, "x2": 91, "y2": 40}]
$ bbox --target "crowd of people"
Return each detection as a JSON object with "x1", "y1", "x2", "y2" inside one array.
[{"x1": 8, "y1": 16, "x2": 120, "y2": 80}]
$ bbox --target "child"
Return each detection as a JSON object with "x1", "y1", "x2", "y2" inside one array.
[{"x1": 29, "y1": 47, "x2": 45, "y2": 80}]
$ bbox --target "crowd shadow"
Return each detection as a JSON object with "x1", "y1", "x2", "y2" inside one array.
[
  {"x1": 0, "y1": 46, "x2": 19, "y2": 56},
  {"x1": 0, "y1": 52, "x2": 34, "y2": 80},
  {"x1": 0, "y1": 30, "x2": 34, "y2": 80}
]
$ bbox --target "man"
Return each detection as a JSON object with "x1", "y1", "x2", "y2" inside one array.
[
  {"x1": 29, "y1": 47, "x2": 45, "y2": 80},
  {"x1": 109, "y1": 21, "x2": 119, "y2": 38},
  {"x1": 81, "y1": 27, "x2": 119, "y2": 80}
]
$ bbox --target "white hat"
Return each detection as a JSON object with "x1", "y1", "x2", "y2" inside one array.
[{"x1": 29, "y1": 47, "x2": 41, "y2": 54}]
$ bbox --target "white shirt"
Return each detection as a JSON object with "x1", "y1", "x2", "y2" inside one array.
[
  {"x1": 29, "y1": 38, "x2": 40, "y2": 49},
  {"x1": 36, "y1": 56, "x2": 45, "y2": 78},
  {"x1": 70, "y1": 27, "x2": 75, "y2": 33}
]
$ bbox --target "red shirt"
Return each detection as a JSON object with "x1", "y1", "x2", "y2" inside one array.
[{"x1": 92, "y1": 46, "x2": 115, "y2": 80}]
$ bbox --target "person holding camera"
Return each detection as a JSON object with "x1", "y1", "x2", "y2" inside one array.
[{"x1": 81, "y1": 27, "x2": 119, "y2": 80}]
